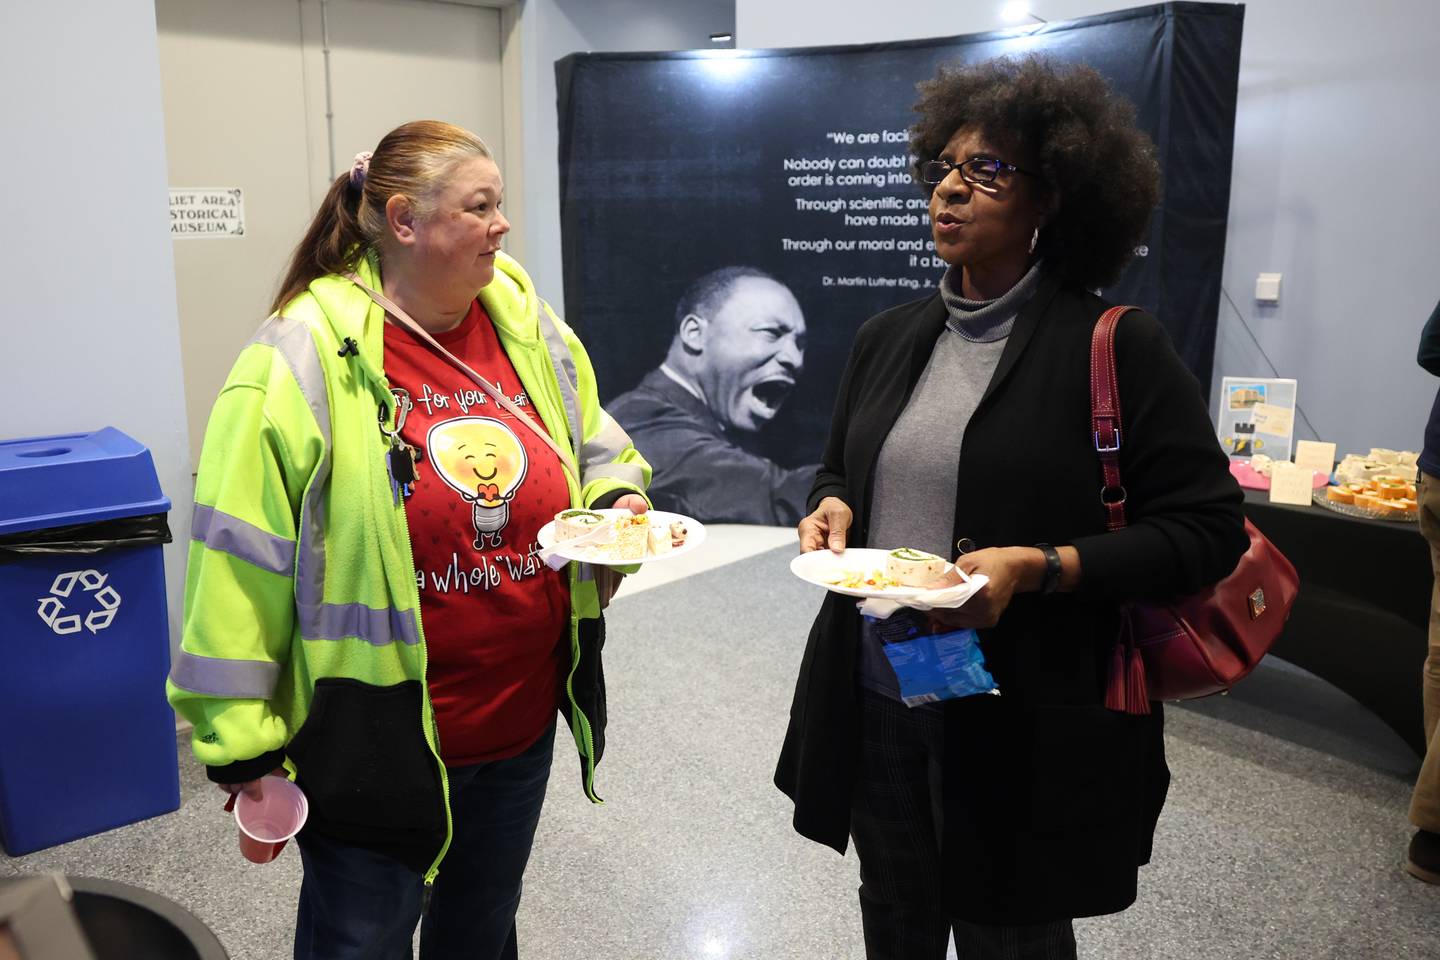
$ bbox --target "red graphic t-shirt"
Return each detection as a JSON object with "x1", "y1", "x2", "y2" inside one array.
[{"x1": 384, "y1": 300, "x2": 570, "y2": 764}]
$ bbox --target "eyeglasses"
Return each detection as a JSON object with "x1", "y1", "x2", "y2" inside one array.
[{"x1": 917, "y1": 156, "x2": 1040, "y2": 188}]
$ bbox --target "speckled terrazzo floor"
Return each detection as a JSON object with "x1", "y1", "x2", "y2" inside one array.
[{"x1": 4, "y1": 538, "x2": 1437, "y2": 959}]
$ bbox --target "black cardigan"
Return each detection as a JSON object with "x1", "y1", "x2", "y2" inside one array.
[{"x1": 774, "y1": 271, "x2": 1247, "y2": 924}]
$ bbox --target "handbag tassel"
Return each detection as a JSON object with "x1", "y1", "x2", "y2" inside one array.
[{"x1": 1104, "y1": 637, "x2": 1152, "y2": 716}]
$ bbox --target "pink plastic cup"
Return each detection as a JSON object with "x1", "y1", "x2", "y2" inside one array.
[{"x1": 234, "y1": 776, "x2": 308, "y2": 864}]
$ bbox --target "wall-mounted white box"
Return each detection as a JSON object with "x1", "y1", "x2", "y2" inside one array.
[{"x1": 1256, "y1": 272, "x2": 1282, "y2": 303}]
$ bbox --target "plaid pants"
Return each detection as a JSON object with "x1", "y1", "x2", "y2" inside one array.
[{"x1": 850, "y1": 690, "x2": 1077, "y2": 960}]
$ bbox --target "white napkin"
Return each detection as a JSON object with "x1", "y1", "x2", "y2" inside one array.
[
  {"x1": 538, "y1": 521, "x2": 616, "y2": 571},
  {"x1": 857, "y1": 573, "x2": 989, "y2": 619}
]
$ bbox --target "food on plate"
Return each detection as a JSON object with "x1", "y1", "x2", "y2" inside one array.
[
  {"x1": 1334, "y1": 449, "x2": 1419, "y2": 486},
  {"x1": 823, "y1": 569, "x2": 902, "y2": 591},
  {"x1": 554, "y1": 509, "x2": 608, "y2": 541},
  {"x1": 885, "y1": 547, "x2": 947, "y2": 586},
  {"x1": 1368, "y1": 448, "x2": 1419, "y2": 469},
  {"x1": 646, "y1": 524, "x2": 673, "y2": 556},
  {"x1": 1248, "y1": 453, "x2": 1276, "y2": 477},
  {"x1": 550, "y1": 510, "x2": 696, "y2": 561},
  {"x1": 1377, "y1": 479, "x2": 1409, "y2": 500},
  {"x1": 1326, "y1": 485, "x2": 1357, "y2": 505},
  {"x1": 1327, "y1": 476, "x2": 1419, "y2": 518},
  {"x1": 612, "y1": 513, "x2": 649, "y2": 561},
  {"x1": 1380, "y1": 498, "x2": 1417, "y2": 519},
  {"x1": 643, "y1": 519, "x2": 689, "y2": 557}
]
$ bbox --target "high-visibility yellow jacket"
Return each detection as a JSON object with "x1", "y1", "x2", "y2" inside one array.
[{"x1": 167, "y1": 250, "x2": 649, "y2": 881}]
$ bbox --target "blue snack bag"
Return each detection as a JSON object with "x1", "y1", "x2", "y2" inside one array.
[{"x1": 865, "y1": 612, "x2": 999, "y2": 707}]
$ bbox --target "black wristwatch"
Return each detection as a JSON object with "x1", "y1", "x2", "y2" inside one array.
[{"x1": 1034, "y1": 543, "x2": 1062, "y2": 595}]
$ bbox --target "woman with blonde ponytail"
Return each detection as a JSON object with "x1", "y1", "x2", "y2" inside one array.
[{"x1": 169, "y1": 120, "x2": 651, "y2": 959}]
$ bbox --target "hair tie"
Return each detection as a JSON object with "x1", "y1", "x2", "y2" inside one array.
[{"x1": 349, "y1": 151, "x2": 373, "y2": 191}]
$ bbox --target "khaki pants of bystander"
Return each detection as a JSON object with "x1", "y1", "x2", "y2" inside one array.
[{"x1": 1408, "y1": 473, "x2": 1440, "y2": 832}]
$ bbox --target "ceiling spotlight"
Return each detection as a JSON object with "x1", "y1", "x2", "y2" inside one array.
[
  {"x1": 709, "y1": 32, "x2": 734, "y2": 43},
  {"x1": 1000, "y1": 2, "x2": 1047, "y2": 25}
]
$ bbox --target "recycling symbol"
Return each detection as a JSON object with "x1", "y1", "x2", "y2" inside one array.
[{"x1": 36, "y1": 569, "x2": 122, "y2": 636}]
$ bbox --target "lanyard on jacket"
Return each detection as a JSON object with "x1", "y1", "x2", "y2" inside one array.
[{"x1": 345, "y1": 275, "x2": 582, "y2": 486}]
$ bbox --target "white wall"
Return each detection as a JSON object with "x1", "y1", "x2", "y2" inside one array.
[
  {"x1": 0, "y1": 0, "x2": 192, "y2": 655},
  {"x1": 737, "y1": 0, "x2": 1440, "y2": 457},
  {"x1": 511, "y1": 0, "x2": 737, "y2": 317}
]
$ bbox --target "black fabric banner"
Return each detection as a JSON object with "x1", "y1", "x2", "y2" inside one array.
[{"x1": 558, "y1": 2, "x2": 1244, "y2": 525}]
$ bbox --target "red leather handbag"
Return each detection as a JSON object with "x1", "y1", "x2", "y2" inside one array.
[{"x1": 1090, "y1": 306, "x2": 1299, "y2": 714}]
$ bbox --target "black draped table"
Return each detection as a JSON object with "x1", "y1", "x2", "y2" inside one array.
[{"x1": 1242, "y1": 488, "x2": 1430, "y2": 755}]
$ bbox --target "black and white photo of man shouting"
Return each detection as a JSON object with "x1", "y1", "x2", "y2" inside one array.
[{"x1": 609, "y1": 266, "x2": 819, "y2": 525}]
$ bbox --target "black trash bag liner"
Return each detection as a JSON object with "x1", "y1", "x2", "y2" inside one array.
[{"x1": 0, "y1": 512, "x2": 172, "y2": 563}]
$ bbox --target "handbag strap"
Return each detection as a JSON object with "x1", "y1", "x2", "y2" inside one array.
[
  {"x1": 346, "y1": 275, "x2": 581, "y2": 484},
  {"x1": 1090, "y1": 305, "x2": 1140, "y2": 532}
]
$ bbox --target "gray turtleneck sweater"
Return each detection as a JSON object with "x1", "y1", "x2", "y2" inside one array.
[{"x1": 859, "y1": 260, "x2": 1044, "y2": 700}]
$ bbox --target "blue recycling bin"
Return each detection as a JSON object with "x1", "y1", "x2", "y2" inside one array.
[{"x1": 0, "y1": 428, "x2": 180, "y2": 855}]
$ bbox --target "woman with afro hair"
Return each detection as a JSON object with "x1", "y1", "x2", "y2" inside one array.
[{"x1": 777, "y1": 55, "x2": 1247, "y2": 959}]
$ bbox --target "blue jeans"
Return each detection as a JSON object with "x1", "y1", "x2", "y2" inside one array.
[{"x1": 294, "y1": 721, "x2": 556, "y2": 960}]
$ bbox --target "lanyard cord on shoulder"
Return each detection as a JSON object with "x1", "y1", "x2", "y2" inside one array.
[{"x1": 346, "y1": 275, "x2": 582, "y2": 485}]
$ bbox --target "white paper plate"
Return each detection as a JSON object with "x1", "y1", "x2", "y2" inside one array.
[
  {"x1": 789, "y1": 547, "x2": 957, "y2": 600},
  {"x1": 537, "y1": 509, "x2": 706, "y2": 565}
]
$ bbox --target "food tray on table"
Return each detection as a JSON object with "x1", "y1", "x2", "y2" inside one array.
[{"x1": 1312, "y1": 488, "x2": 1418, "y2": 523}]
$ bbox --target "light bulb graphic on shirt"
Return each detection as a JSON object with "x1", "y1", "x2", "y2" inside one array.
[{"x1": 427, "y1": 417, "x2": 528, "y2": 550}]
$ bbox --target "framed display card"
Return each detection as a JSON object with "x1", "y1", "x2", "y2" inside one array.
[{"x1": 1218, "y1": 377, "x2": 1298, "y2": 462}]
